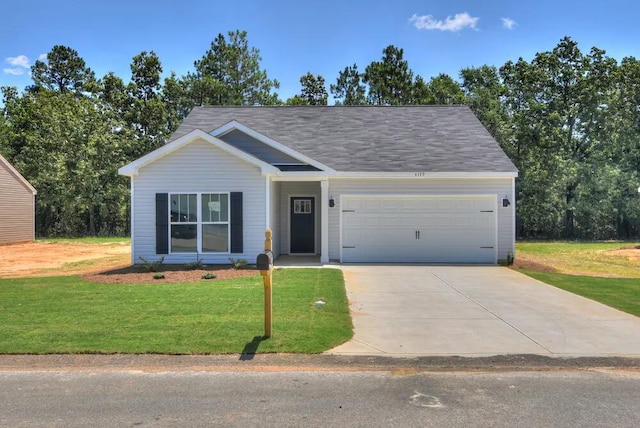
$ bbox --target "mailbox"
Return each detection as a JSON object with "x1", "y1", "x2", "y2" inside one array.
[{"x1": 256, "y1": 251, "x2": 273, "y2": 271}]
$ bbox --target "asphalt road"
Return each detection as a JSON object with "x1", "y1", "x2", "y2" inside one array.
[{"x1": 2, "y1": 368, "x2": 639, "y2": 427}]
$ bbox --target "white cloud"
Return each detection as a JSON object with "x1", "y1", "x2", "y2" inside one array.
[
  {"x1": 501, "y1": 17, "x2": 517, "y2": 30},
  {"x1": 410, "y1": 12, "x2": 479, "y2": 32},
  {"x1": 6, "y1": 55, "x2": 30, "y2": 68},
  {"x1": 3, "y1": 67, "x2": 26, "y2": 75},
  {"x1": 3, "y1": 55, "x2": 33, "y2": 75},
  {"x1": 38, "y1": 53, "x2": 47, "y2": 61}
]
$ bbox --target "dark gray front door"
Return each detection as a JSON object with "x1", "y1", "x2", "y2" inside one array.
[{"x1": 290, "y1": 197, "x2": 315, "y2": 253}]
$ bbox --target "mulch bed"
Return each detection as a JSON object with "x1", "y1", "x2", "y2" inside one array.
[{"x1": 82, "y1": 264, "x2": 261, "y2": 284}]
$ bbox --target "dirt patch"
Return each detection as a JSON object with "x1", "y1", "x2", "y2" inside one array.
[
  {"x1": 510, "y1": 256, "x2": 558, "y2": 273},
  {"x1": 0, "y1": 241, "x2": 130, "y2": 278},
  {"x1": 607, "y1": 247, "x2": 640, "y2": 262},
  {"x1": 82, "y1": 265, "x2": 260, "y2": 284}
]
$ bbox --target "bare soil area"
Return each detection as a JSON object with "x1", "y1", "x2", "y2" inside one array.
[
  {"x1": 510, "y1": 257, "x2": 558, "y2": 273},
  {"x1": 512, "y1": 245, "x2": 640, "y2": 277},
  {"x1": 0, "y1": 241, "x2": 131, "y2": 278},
  {"x1": 0, "y1": 241, "x2": 260, "y2": 284},
  {"x1": 611, "y1": 246, "x2": 640, "y2": 262}
]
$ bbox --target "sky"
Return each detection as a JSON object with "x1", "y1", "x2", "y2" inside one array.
[{"x1": 2, "y1": 0, "x2": 640, "y2": 103}]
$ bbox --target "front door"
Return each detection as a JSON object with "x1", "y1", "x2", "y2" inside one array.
[{"x1": 290, "y1": 197, "x2": 315, "y2": 253}]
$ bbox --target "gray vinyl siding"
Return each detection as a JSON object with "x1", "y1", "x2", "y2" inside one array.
[
  {"x1": 219, "y1": 129, "x2": 302, "y2": 164},
  {"x1": 0, "y1": 161, "x2": 35, "y2": 244},
  {"x1": 131, "y1": 139, "x2": 266, "y2": 264},
  {"x1": 277, "y1": 182, "x2": 321, "y2": 255},
  {"x1": 269, "y1": 178, "x2": 281, "y2": 258},
  {"x1": 326, "y1": 177, "x2": 515, "y2": 262}
]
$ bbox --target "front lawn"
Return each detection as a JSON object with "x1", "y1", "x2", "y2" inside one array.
[
  {"x1": 521, "y1": 269, "x2": 640, "y2": 317},
  {"x1": 514, "y1": 242, "x2": 640, "y2": 317},
  {"x1": 0, "y1": 268, "x2": 352, "y2": 354}
]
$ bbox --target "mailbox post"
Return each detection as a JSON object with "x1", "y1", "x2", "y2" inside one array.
[{"x1": 257, "y1": 229, "x2": 274, "y2": 338}]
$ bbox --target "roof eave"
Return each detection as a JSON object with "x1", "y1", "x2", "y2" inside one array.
[{"x1": 334, "y1": 171, "x2": 518, "y2": 179}]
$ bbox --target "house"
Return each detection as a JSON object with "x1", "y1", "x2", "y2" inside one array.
[
  {"x1": 119, "y1": 106, "x2": 518, "y2": 264},
  {"x1": 0, "y1": 154, "x2": 37, "y2": 244}
]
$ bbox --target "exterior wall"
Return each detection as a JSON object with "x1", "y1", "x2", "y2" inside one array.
[
  {"x1": 0, "y1": 161, "x2": 35, "y2": 244},
  {"x1": 326, "y1": 177, "x2": 515, "y2": 262},
  {"x1": 219, "y1": 129, "x2": 301, "y2": 164},
  {"x1": 277, "y1": 181, "x2": 321, "y2": 255},
  {"x1": 268, "y1": 177, "x2": 281, "y2": 258},
  {"x1": 132, "y1": 139, "x2": 266, "y2": 264}
]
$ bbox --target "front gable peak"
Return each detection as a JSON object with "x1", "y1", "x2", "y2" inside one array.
[{"x1": 118, "y1": 129, "x2": 279, "y2": 177}]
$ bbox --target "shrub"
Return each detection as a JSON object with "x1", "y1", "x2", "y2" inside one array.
[
  {"x1": 201, "y1": 273, "x2": 217, "y2": 280},
  {"x1": 152, "y1": 273, "x2": 165, "y2": 280},
  {"x1": 506, "y1": 252, "x2": 514, "y2": 266},
  {"x1": 228, "y1": 257, "x2": 248, "y2": 270},
  {"x1": 139, "y1": 256, "x2": 165, "y2": 272},
  {"x1": 185, "y1": 259, "x2": 206, "y2": 270}
]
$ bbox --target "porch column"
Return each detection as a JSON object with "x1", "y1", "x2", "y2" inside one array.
[{"x1": 320, "y1": 179, "x2": 329, "y2": 263}]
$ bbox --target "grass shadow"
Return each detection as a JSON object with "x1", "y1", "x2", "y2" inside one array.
[{"x1": 239, "y1": 335, "x2": 269, "y2": 360}]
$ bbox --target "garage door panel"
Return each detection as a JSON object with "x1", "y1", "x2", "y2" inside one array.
[{"x1": 341, "y1": 196, "x2": 496, "y2": 263}]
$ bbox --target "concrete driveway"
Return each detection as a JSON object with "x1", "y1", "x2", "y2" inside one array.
[{"x1": 329, "y1": 265, "x2": 640, "y2": 357}]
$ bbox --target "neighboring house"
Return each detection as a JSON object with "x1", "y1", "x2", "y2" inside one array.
[
  {"x1": 119, "y1": 106, "x2": 518, "y2": 265},
  {"x1": 0, "y1": 154, "x2": 37, "y2": 244}
]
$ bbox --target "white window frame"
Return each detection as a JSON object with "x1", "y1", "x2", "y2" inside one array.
[
  {"x1": 293, "y1": 198, "x2": 312, "y2": 214},
  {"x1": 169, "y1": 192, "x2": 231, "y2": 254}
]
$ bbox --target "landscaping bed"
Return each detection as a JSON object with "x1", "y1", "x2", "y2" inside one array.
[{"x1": 82, "y1": 264, "x2": 259, "y2": 284}]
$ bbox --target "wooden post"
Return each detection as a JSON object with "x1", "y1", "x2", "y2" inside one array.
[{"x1": 261, "y1": 228, "x2": 273, "y2": 338}]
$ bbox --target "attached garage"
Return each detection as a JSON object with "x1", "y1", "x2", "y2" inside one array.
[{"x1": 341, "y1": 195, "x2": 497, "y2": 263}]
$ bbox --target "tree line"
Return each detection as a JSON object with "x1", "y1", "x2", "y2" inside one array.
[{"x1": 1, "y1": 30, "x2": 639, "y2": 239}]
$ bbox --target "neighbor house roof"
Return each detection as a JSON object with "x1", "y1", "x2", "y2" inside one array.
[{"x1": 170, "y1": 105, "x2": 518, "y2": 173}]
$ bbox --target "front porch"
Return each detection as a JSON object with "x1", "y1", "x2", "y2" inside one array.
[
  {"x1": 274, "y1": 254, "x2": 323, "y2": 266},
  {"x1": 268, "y1": 178, "x2": 330, "y2": 263}
]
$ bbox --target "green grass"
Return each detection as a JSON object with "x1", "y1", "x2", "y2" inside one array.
[
  {"x1": 521, "y1": 269, "x2": 640, "y2": 317},
  {"x1": 37, "y1": 237, "x2": 131, "y2": 244},
  {"x1": 516, "y1": 241, "x2": 640, "y2": 278},
  {"x1": 0, "y1": 268, "x2": 352, "y2": 354}
]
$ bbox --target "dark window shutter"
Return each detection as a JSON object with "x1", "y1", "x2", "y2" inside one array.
[
  {"x1": 155, "y1": 193, "x2": 169, "y2": 254},
  {"x1": 230, "y1": 192, "x2": 243, "y2": 253}
]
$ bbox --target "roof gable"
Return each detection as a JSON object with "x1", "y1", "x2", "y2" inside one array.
[
  {"x1": 171, "y1": 106, "x2": 518, "y2": 174},
  {"x1": 0, "y1": 154, "x2": 37, "y2": 195},
  {"x1": 118, "y1": 129, "x2": 279, "y2": 177}
]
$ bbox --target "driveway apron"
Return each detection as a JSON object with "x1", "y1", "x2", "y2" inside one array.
[{"x1": 329, "y1": 265, "x2": 640, "y2": 357}]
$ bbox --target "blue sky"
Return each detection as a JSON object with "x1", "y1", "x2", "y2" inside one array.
[{"x1": 2, "y1": 0, "x2": 639, "y2": 102}]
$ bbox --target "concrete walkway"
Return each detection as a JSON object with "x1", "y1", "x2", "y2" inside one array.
[{"x1": 329, "y1": 265, "x2": 640, "y2": 357}]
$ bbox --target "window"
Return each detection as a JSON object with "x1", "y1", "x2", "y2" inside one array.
[
  {"x1": 294, "y1": 199, "x2": 312, "y2": 214},
  {"x1": 170, "y1": 193, "x2": 197, "y2": 252},
  {"x1": 201, "y1": 193, "x2": 229, "y2": 253},
  {"x1": 170, "y1": 193, "x2": 229, "y2": 253}
]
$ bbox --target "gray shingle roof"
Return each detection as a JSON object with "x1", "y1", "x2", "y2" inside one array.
[{"x1": 170, "y1": 105, "x2": 517, "y2": 173}]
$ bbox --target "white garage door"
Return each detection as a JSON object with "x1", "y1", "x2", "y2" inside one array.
[{"x1": 341, "y1": 195, "x2": 497, "y2": 263}]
